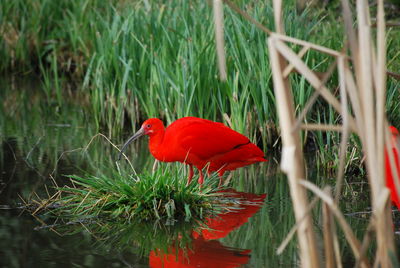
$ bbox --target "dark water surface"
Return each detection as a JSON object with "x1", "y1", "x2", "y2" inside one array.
[{"x1": 1, "y1": 76, "x2": 384, "y2": 267}]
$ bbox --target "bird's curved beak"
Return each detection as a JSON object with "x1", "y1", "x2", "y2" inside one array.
[{"x1": 117, "y1": 127, "x2": 145, "y2": 161}]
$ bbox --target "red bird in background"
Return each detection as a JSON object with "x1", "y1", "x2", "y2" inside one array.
[
  {"x1": 385, "y1": 126, "x2": 400, "y2": 209},
  {"x1": 118, "y1": 117, "x2": 266, "y2": 185}
]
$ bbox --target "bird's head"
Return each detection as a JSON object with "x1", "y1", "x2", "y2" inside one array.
[
  {"x1": 117, "y1": 118, "x2": 164, "y2": 160},
  {"x1": 141, "y1": 118, "x2": 164, "y2": 136}
]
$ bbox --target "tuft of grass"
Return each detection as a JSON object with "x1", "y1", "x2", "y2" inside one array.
[{"x1": 47, "y1": 168, "x2": 223, "y2": 222}]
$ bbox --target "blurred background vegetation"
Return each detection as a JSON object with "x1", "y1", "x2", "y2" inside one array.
[{"x1": 1, "y1": 1, "x2": 398, "y2": 157}]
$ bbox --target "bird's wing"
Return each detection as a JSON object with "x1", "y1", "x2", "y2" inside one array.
[{"x1": 165, "y1": 118, "x2": 250, "y2": 161}]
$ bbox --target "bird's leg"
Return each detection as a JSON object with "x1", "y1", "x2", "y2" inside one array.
[
  {"x1": 198, "y1": 169, "x2": 204, "y2": 185},
  {"x1": 187, "y1": 164, "x2": 194, "y2": 185}
]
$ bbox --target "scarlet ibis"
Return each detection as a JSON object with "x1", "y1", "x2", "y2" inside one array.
[
  {"x1": 118, "y1": 117, "x2": 266, "y2": 185},
  {"x1": 385, "y1": 126, "x2": 400, "y2": 209}
]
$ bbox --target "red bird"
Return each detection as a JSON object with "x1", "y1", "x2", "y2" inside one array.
[
  {"x1": 118, "y1": 117, "x2": 266, "y2": 185},
  {"x1": 385, "y1": 126, "x2": 400, "y2": 209}
]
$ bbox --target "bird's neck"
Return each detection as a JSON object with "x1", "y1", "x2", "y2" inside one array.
[{"x1": 148, "y1": 129, "x2": 165, "y2": 159}]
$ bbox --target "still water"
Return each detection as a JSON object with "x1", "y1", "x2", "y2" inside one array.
[{"x1": 0, "y1": 76, "x2": 381, "y2": 267}]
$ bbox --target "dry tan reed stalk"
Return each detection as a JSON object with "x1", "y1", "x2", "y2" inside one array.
[
  {"x1": 335, "y1": 56, "x2": 350, "y2": 203},
  {"x1": 219, "y1": 0, "x2": 398, "y2": 265},
  {"x1": 332, "y1": 217, "x2": 343, "y2": 268},
  {"x1": 373, "y1": 188, "x2": 393, "y2": 267},
  {"x1": 357, "y1": 0, "x2": 376, "y2": 189},
  {"x1": 293, "y1": 91, "x2": 320, "y2": 128},
  {"x1": 352, "y1": 0, "x2": 395, "y2": 265},
  {"x1": 375, "y1": 0, "x2": 386, "y2": 186},
  {"x1": 299, "y1": 180, "x2": 370, "y2": 268},
  {"x1": 374, "y1": 2, "x2": 396, "y2": 265},
  {"x1": 221, "y1": 0, "x2": 271, "y2": 35},
  {"x1": 269, "y1": 34, "x2": 320, "y2": 268},
  {"x1": 340, "y1": 0, "x2": 359, "y2": 70},
  {"x1": 269, "y1": 7, "x2": 320, "y2": 267},
  {"x1": 292, "y1": 59, "x2": 338, "y2": 133},
  {"x1": 213, "y1": 0, "x2": 227, "y2": 81},
  {"x1": 152, "y1": 159, "x2": 159, "y2": 174},
  {"x1": 271, "y1": 33, "x2": 342, "y2": 57},
  {"x1": 273, "y1": 42, "x2": 335, "y2": 105},
  {"x1": 272, "y1": 0, "x2": 284, "y2": 34},
  {"x1": 355, "y1": 219, "x2": 375, "y2": 268},
  {"x1": 300, "y1": 124, "x2": 344, "y2": 132},
  {"x1": 323, "y1": 187, "x2": 336, "y2": 268},
  {"x1": 276, "y1": 196, "x2": 319, "y2": 255},
  {"x1": 273, "y1": 40, "x2": 359, "y2": 132},
  {"x1": 282, "y1": 45, "x2": 310, "y2": 77}
]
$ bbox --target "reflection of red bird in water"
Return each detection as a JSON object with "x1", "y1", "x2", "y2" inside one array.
[
  {"x1": 193, "y1": 190, "x2": 266, "y2": 240},
  {"x1": 385, "y1": 126, "x2": 400, "y2": 209},
  {"x1": 149, "y1": 190, "x2": 266, "y2": 267},
  {"x1": 118, "y1": 117, "x2": 266, "y2": 185},
  {"x1": 149, "y1": 238, "x2": 251, "y2": 268}
]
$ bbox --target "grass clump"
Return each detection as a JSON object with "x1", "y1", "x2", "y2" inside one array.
[{"x1": 50, "y1": 169, "x2": 221, "y2": 222}]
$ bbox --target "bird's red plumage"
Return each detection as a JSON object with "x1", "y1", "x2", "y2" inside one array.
[
  {"x1": 385, "y1": 126, "x2": 400, "y2": 208},
  {"x1": 125, "y1": 117, "x2": 266, "y2": 185},
  {"x1": 151, "y1": 117, "x2": 265, "y2": 167}
]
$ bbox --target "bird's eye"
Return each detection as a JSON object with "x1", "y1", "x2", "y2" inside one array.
[{"x1": 146, "y1": 124, "x2": 151, "y2": 128}]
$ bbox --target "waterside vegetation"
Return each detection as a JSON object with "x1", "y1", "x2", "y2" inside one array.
[
  {"x1": 31, "y1": 169, "x2": 223, "y2": 222},
  {"x1": 1, "y1": 0, "x2": 399, "y2": 168}
]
